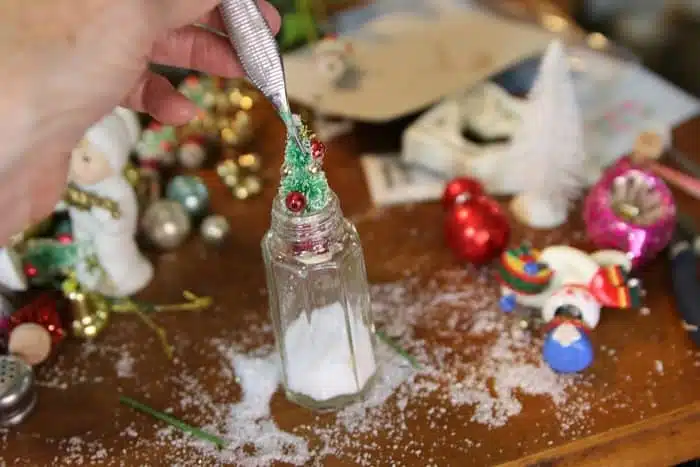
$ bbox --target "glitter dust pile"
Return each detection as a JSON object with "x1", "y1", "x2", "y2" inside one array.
[{"x1": 2, "y1": 267, "x2": 694, "y2": 466}]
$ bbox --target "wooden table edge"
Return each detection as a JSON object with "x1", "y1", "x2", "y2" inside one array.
[{"x1": 496, "y1": 401, "x2": 700, "y2": 466}]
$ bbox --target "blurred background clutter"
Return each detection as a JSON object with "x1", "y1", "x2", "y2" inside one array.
[{"x1": 573, "y1": 0, "x2": 700, "y2": 97}]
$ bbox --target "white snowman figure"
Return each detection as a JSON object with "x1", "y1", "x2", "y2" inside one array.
[
  {"x1": 311, "y1": 36, "x2": 357, "y2": 141},
  {"x1": 59, "y1": 107, "x2": 153, "y2": 297}
]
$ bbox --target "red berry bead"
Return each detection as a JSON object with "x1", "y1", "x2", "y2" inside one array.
[
  {"x1": 285, "y1": 191, "x2": 306, "y2": 213},
  {"x1": 56, "y1": 233, "x2": 72, "y2": 244},
  {"x1": 24, "y1": 263, "x2": 37, "y2": 278},
  {"x1": 310, "y1": 139, "x2": 326, "y2": 160}
]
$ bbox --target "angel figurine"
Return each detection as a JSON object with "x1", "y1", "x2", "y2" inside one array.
[{"x1": 58, "y1": 107, "x2": 153, "y2": 297}]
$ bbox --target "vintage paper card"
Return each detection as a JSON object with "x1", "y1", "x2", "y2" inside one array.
[
  {"x1": 360, "y1": 154, "x2": 447, "y2": 206},
  {"x1": 283, "y1": 10, "x2": 552, "y2": 122}
]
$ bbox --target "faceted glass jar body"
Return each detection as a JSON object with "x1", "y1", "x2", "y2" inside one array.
[{"x1": 262, "y1": 192, "x2": 377, "y2": 410}]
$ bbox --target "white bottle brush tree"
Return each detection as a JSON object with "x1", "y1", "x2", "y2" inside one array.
[{"x1": 508, "y1": 40, "x2": 587, "y2": 229}]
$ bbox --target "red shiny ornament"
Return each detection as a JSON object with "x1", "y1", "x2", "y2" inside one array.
[
  {"x1": 9, "y1": 294, "x2": 65, "y2": 347},
  {"x1": 441, "y1": 177, "x2": 484, "y2": 211},
  {"x1": 310, "y1": 139, "x2": 326, "y2": 160},
  {"x1": 24, "y1": 263, "x2": 38, "y2": 278},
  {"x1": 444, "y1": 195, "x2": 510, "y2": 265},
  {"x1": 285, "y1": 191, "x2": 307, "y2": 213}
]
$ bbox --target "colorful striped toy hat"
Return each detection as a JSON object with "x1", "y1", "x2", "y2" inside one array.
[{"x1": 496, "y1": 243, "x2": 554, "y2": 295}]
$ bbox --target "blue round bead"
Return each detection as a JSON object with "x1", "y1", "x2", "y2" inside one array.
[
  {"x1": 166, "y1": 175, "x2": 209, "y2": 218},
  {"x1": 499, "y1": 294, "x2": 516, "y2": 313},
  {"x1": 542, "y1": 326, "x2": 594, "y2": 373},
  {"x1": 523, "y1": 261, "x2": 540, "y2": 275}
]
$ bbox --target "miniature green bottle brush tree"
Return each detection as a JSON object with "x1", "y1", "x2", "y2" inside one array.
[{"x1": 279, "y1": 115, "x2": 328, "y2": 214}]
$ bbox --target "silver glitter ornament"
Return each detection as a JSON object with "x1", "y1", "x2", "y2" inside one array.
[
  {"x1": 141, "y1": 200, "x2": 192, "y2": 250},
  {"x1": 0, "y1": 355, "x2": 36, "y2": 427},
  {"x1": 200, "y1": 215, "x2": 231, "y2": 245}
]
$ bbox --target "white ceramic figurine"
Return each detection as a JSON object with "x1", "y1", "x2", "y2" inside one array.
[
  {"x1": 59, "y1": 107, "x2": 153, "y2": 297},
  {"x1": 311, "y1": 36, "x2": 357, "y2": 141}
]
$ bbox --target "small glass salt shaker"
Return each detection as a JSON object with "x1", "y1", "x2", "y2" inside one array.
[
  {"x1": 0, "y1": 354, "x2": 37, "y2": 427},
  {"x1": 262, "y1": 191, "x2": 377, "y2": 410}
]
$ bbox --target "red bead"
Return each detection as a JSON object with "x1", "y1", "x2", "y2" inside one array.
[
  {"x1": 9, "y1": 294, "x2": 65, "y2": 347},
  {"x1": 24, "y1": 263, "x2": 37, "y2": 278},
  {"x1": 442, "y1": 177, "x2": 484, "y2": 211},
  {"x1": 184, "y1": 76, "x2": 200, "y2": 87},
  {"x1": 57, "y1": 234, "x2": 72, "y2": 244},
  {"x1": 444, "y1": 195, "x2": 510, "y2": 265},
  {"x1": 285, "y1": 191, "x2": 307, "y2": 213},
  {"x1": 147, "y1": 122, "x2": 162, "y2": 132},
  {"x1": 310, "y1": 139, "x2": 326, "y2": 160}
]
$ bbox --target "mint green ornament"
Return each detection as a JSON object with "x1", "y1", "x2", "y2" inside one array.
[{"x1": 166, "y1": 175, "x2": 210, "y2": 218}]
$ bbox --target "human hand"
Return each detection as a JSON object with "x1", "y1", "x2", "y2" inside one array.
[{"x1": 0, "y1": 0, "x2": 280, "y2": 244}]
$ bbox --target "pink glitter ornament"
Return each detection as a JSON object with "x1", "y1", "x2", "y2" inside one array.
[{"x1": 583, "y1": 157, "x2": 676, "y2": 268}]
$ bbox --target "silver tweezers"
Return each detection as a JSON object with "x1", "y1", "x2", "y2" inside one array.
[{"x1": 219, "y1": 0, "x2": 305, "y2": 151}]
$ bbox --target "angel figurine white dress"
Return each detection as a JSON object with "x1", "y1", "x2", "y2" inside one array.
[{"x1": 59, "y1": 107, "x2": 153, "y2": 297}]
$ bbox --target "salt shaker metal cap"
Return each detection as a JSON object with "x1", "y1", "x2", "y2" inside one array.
[{"x1": 0, "y1": 355, "x2": 37, "y2": 427}]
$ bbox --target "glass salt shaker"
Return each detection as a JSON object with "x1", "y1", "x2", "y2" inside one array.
[{"x1": 262, "y1": 191, "x2": 377, "y2": 410}]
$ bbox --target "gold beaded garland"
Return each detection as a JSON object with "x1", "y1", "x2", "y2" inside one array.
[
  {"x1": 237, "y1": 153, "x2": 261, "y2": 172},
  {"x1": 141, "y1": 75, "x2": 264, "y2": 203},
  {"x1": 223, "y1": 174, "x2": 239, "y2": 187},
  {"x1": 242, "y1": 175, "x2": 262, "y2": 195}
]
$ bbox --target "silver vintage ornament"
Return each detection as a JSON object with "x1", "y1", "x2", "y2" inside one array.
[
  {"x1": 141, "y1": 200, "x2": 192, "y2": 250},
  {"x1": 0, "y1": 355, "x2": 37, "y2": 427}
]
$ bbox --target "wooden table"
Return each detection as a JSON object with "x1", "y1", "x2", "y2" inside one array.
[{"x1": 1, "y1": 102, "x2": 700, "y2": 466}]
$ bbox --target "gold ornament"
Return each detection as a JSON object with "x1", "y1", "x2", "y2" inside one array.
[
  {"x1": 242, "y1": 175, "x2": 262, "y2": 196},
  {"x1": 217, "y1": 117, "x2": 231, "y2": 130},
  {"x1": 221, "y1": 128, "x2": 236, "y2": 144},
  {"x1": 216, "y1": 159, "x2": 239, "y2": 178},
  {"x1": 228, "y1": 88, "x2": 255, "y2": 111},
  {"x1": 201, "y1": 114, "x2": 216, "y2": 133},
  {"x1": 218, "y1": 156, "x2": 263, "y2": 200},
  {"x1": 222, "y1": 174, "x2": 239, "y2": 187},
  {"x1": 237, "y1": 153, "x2": 261, "y2": 172},
  {"x1": 214, "y1": 93, "x2": 231, "y2": 114},
  {"x1": 233, "y1": 185, "x2": 251, "y2": 200},
  {"x1": 239, "y1": 96, "x2": 254, "y2": 111},
  {"x1": 230, "y1": 110, "x2": 253, "y2": 146},
  {"x1": 63, "y1": 277, "x2": 110, "y2": 340}
]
